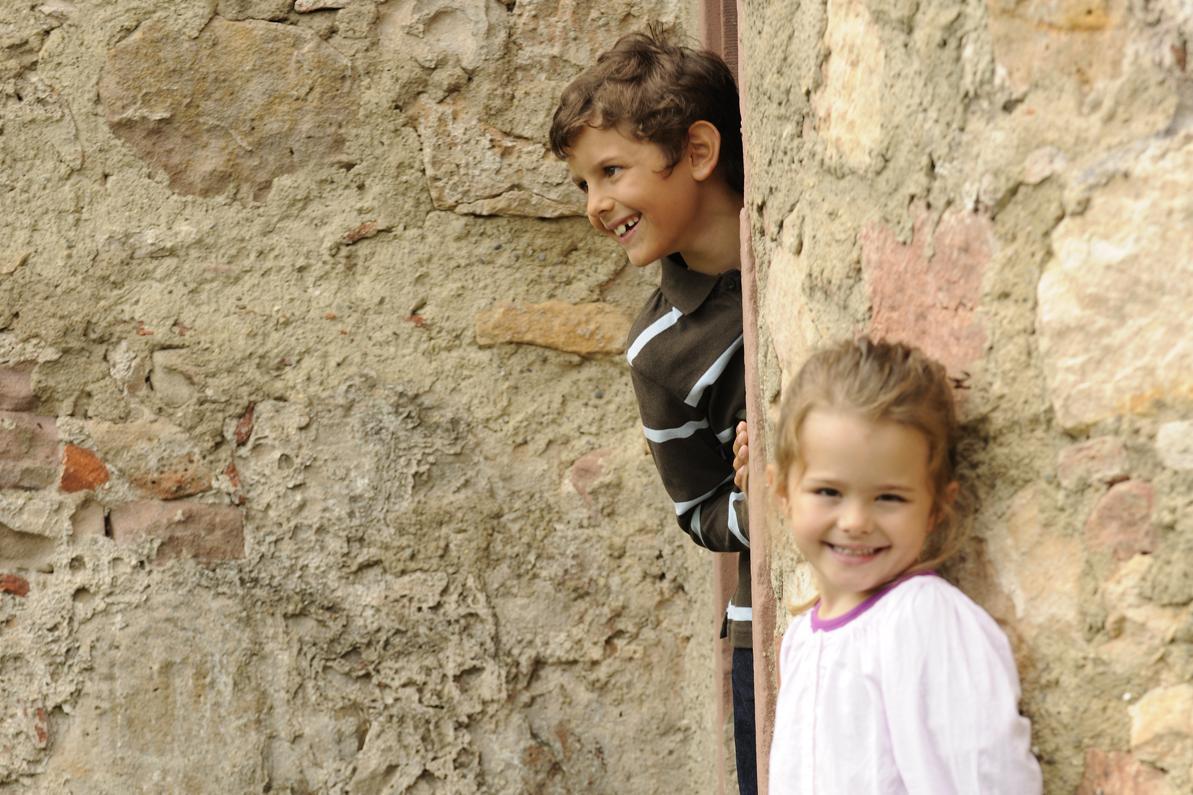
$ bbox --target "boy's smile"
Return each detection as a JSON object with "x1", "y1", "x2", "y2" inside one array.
[
  {"x1": 566, "y1": 124, "x2": 701, "y2": 269},
  {"x1": 782, "y1": 409, "x2": 940, "y2": 620}
]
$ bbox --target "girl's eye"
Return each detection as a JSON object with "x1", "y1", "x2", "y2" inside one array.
[
  {"x1": 877, "y1": 493, "x2": 907, "y2": 503},
  {"x1": 812, "y1": 487, "x2": 840, "y2": 498},
  {"x1": 576, "y1": 181, "x2": 588, "y2": 194}
]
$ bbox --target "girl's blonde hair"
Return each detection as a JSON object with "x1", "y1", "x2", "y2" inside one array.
[{"x1": 774, "y1": 338, "x2": 963, "y2": 607}]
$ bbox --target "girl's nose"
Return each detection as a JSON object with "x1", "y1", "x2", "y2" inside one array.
[{"x1": 837, "y1": 501, "x2": 871, "y2": 535}]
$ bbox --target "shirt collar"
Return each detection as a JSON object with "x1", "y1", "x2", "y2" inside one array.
[{"x1": 660, "y1": 255, "x2": 731, "y2": 315}]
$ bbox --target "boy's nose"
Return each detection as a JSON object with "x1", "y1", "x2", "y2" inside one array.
[{"x1": 586, "y1": 190, "x2": 614, "y2": 226}]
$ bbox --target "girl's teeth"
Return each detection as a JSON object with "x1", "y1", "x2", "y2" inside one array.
[{"x1": 832, "y1": 544, "x2": 878, "y2": 556}]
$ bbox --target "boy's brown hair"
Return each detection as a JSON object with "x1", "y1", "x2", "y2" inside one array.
[{"x1": 549, "y1": 26, "x2": 743, "y2": 194}]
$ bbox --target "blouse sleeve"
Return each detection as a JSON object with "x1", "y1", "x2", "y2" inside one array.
[{"x1": 878, "y1": 579, "x2": 1043, "y2": 794}]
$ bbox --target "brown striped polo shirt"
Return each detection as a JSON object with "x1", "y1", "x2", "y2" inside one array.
[{"x1": 626, "y1": 256, "x2": 751, "y2": 648}]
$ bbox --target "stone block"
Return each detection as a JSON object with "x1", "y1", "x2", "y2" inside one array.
[
  {"x1": 1077, "y1": 749, "x2": 1169, "y2": 795},
  {"x1": 1130, "y1": 684, "x2": 1193, "y2": 768},
  {"x1": 864, "y1": 210, "x2": 991, "y2": 378},
  {"x1": 59, "y1": 445, "x2": 109, "y2": 493},
  {"x1": 379, "y1": 0, "x2": 506, "y2": 73},
  {"x1": 0, "y1": 411, "x2": 58, "y2": 489},
  {"x1": 986, "y1": 485, "x2": 1082, "y2": 625},
  {"x1": 811, "y1": 0, "x2": 885, "y2": 171},
  {"x1": 109, "y1": 501, "x2": 244, "y2": 563},
  {"x1": 475, "y1": 301, "x2": 631, "y2": 356},
  {"x1": 0, "y1": 363, "x2": 35, "y2": 411},
  {"x1": 415, "y1": 101, "x2": 579, "y2": 218},
  {"x1": 70, "y1": 501, "x2": 106, "y2": 539},
  {"x1": 987, "y1": 0, "x2": 1127, "y2": 94},
  {"x1": 1085, "y1": 480, "x2": 1156, "y2": 561},
  {"x1": 1156, "y1": 421, "x2": 1193, "y2": 471},
  {"x1": 1037, "y1": 137, "x2": 1193, "y2": 429},
  {"x1": 1057, "y1": 436, "x2": 1129, "y2": 489},
  {"x1": 83, "y1": 420, "x2": 213, "y2": 501},
  {"x1": 99, "y1": 17, "x2": 355, "y2": 199}
]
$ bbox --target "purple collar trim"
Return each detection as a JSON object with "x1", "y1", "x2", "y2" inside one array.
[{"x1": 810, "y1": 570, "x2": 938, "y2": 632}]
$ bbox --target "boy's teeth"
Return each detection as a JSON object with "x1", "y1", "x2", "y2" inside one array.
[{"x1": 615, "y1": 217, "x2": 639, "y2": 236}]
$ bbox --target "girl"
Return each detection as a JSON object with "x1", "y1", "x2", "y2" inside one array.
[{"x1": 741, "y1": 338, "x2": 1042, "y2": 793}]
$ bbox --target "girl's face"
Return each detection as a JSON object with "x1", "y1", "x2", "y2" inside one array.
[{"x1": 780, "y1": 408, "x2": 940, "y2": 620}]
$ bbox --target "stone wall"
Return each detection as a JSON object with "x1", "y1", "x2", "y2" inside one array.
[
  {"x1": 0, "y1": 1, "x2": 722, "y2": 792},
  {"x1": 741, "y1": 0, "x2": 1193, "y2": 792}
]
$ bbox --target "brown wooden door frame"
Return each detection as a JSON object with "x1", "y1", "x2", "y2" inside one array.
[{"x1": 699, "y1": 1, "x2": 776, "y2": 792}]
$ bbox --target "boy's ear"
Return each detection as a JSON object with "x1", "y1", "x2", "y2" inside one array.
[{"x1": 685, "y1": 121, "x2": 722, "y2": 182}]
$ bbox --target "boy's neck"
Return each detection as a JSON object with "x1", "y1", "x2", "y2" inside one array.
[{"x1": 677, "y1": 181, "x2": 744, "y2": 276}]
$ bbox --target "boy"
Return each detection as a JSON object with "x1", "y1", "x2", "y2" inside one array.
[{"x1": 549, "y1": 28, "x2": 755, "y2": 794}]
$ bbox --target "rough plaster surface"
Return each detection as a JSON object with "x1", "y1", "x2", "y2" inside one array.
[
  {"x1": 742, "y1": 0, "x2": 1193, "y2": 791},
  {"x1": 1, "y1": 1, "x2": 720, "y2": 792}
]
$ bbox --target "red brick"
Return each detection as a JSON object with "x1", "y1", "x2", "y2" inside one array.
[
  {"x1": 109, "y1": 500, "x2": 244, "y2": 562},
  {"x1": 0, "y1": 574, "x2": 30, "y2": 597},
  {"x1": 32, "y1": 707, "x2": 48, "y2": 749},
  {"x1": 863, "y1": 211, "x2": 991, "y2": 378},
  {"x1": 234, "y1": 402, "x2": 255, "y2": 446},
  {"x1": 1058, "y1": 436, "x2": 1130, "y2": 489},
  {"x1": 1085, "y1": 480, "x2": 1156, "y2": 561},
  {"x1": 0, "y1": 411, "x2": 59, "y2": 489},
  {"x1": 60, "y1": 444, "x2": 110, "y2": 493},
  {"x1": 0, "y1": 363, "x2": 35, "y2": 411},
  {"x1": 1077, "y1": 749, "x2": 1167, "y2": 795}
]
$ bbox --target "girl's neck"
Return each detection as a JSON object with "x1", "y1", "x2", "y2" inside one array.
[{"x1": 812, "y1": 570, "x2": 938, "y2": 628}]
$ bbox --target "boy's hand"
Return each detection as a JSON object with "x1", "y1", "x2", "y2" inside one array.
[{"x1": 732, "y1": 420, "x2": 749, "y2": 493}]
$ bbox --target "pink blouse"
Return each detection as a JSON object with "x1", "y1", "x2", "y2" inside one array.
[{"x1": 769, "y1": 573, "x2": 1043, "y2": 794}]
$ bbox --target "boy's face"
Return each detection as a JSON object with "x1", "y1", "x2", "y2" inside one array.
[{"x1": 566, "y1": 124, "x2": 700, "y2": 268}]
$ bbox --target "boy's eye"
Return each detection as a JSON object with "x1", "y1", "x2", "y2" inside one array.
[
  {"x1": 575, "y1": 180, "x2": 588, "y2": 194},
  {"x1": 603, "y1": 165, "x2": 621, "y2": 178}
]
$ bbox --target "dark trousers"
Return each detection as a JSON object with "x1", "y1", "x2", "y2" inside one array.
[{"x1": 731, "y1": 646, "x2": 758, "y2": 795}]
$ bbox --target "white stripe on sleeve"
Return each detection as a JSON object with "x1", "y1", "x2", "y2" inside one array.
[
  {"x1": 643, "y1": 419, "x2": 709, "y2": 443},
  {"x1": 684, "y1": 335, "x2": 744, "y2": 407},
  {"x1": 716, "y1": 425, "x2": 736, "y2": 444},
  {"x1": 690, "y1": 504, "x2": 706, "y2": 546},
  {"x1": 728, "y1": 490, "x2": 749, "y2": 549}
]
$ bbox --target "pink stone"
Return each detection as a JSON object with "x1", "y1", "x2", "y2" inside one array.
[
  {"x1": 109, "y1": 501, "x2": 244, "y2": 563},
  {"x1": 569, "y1": 449, "x2": 612, "y2": 507},
  {"x1": 1058, "y1": 436, "x2": 1130, "y2": 489},
  {"x1": 1085, "y1": 481, "x2": 1156, "y2": 561},
  {"x1": 864, "y1": 210, "x2": 991, "y2": 379},
  {"x1": 0, "y1": 363, "x2": 35, "y2": 411},
  {"x1": 1077, "y1": 749, "x2": 1167, "y2": 795}
]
